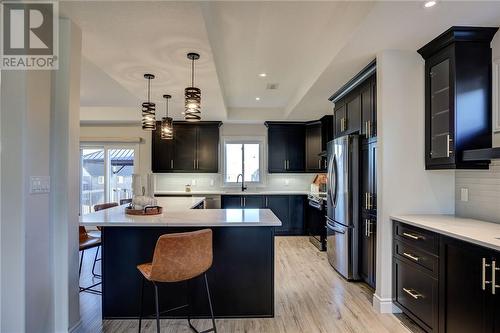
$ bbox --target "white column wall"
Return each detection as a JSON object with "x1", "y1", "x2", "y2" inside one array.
[{"x1": 374, "y1": 50, "x2": 455, "y2": 312}]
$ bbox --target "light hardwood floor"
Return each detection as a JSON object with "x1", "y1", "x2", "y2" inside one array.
[{"x1": 77, "y1": 237, "x2": 421, "y2": 333}]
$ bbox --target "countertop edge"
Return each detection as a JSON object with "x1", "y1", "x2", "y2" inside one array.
[{"x1": 391, "y1": 214, "x2": 500, "y2": 252}]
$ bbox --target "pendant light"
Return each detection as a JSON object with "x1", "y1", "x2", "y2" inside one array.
[
  {"x1": 184, "y1": 52, "x2": 201, "y2": 122},
  {"x1": 141, "y1": 73, "x2": 156, "y2": 130},
  {"x1": 161, "y1": 94, "x2": 174, "y2": 140}
]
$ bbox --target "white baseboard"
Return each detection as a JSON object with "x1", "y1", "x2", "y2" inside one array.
[
  {"x1": 69, "y1": 319, "x2": 82, "y2": 333},
  {"x1": 373, "y1": 293, "x2": 401, "y2": 313}
]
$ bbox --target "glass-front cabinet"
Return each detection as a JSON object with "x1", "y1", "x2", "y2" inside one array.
[
  {"x1": 419, "y1": 26, "x2": 496, "y2": 170},
  {"x1": 427, "y1": 53, "x2": 453, "y2": 165}
]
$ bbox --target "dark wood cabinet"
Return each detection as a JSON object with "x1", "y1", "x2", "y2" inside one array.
[
  {"x1": 266, "y1": 123, "x2": 305, "y2": 173},
  {"x1": 418, "y1": 26, "x2": 498, "y2": 170},
  {"x1": 360, "y1": 77, "x2": 377, "y2": 139},
  {"x1": 360, "y1": 213, "x2": 376, "y2": 288},
  {"x1": 221, "y1": 195, "x2": 243, "y2": 208},
  {"x1": 265, "y1": 195, "x2": 290, "y2": 235},
  {"x1": 288, "y1": 195, "x2": 306, "y2": 235},
  {"x1": 330, "y1": 61, "x2": 376, "y2": 140},
  {"x1": 152, "y1": 121, "x2": 221, "y2": 173},
  {"x1": 305, "y1": 116, "x2": 333, "y2": 172},
  {"x1": 393, "y1": 220, "x2": 500, "y2": 333},
  {"x1": 221, "y1": 195, "x2": 263, "y2": 209},
  {"x1": 439, "y1": 236, "x2": 495, "y2": 333}
]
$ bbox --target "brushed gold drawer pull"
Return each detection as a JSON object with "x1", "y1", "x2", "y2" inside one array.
[
  {"x1": 402, "y1": 232, "x2": 421, "y2": 240},
  {"x1": 403, "y1": 288, "x2": 423, "y2": 299},
  {"x1": 403, "y1": 252, "x2": 419, "y2": 262}
]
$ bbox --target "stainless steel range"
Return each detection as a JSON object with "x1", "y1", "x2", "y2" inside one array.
[{"x1": 306, "y1": 193, "x2": 327, "y2": 251}]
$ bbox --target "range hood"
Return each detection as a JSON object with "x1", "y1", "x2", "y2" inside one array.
[{"x1": 463, "y1": 148, "x2": 500, "y2": 161}]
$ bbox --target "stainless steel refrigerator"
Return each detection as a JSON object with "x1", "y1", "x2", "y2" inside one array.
[{"x1": 326, "y1": 135, "x2": 360, "y2": 280}]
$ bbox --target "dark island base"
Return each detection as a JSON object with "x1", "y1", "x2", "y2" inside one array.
[{"x1": 101, "y1": 226, "x2": 275, "y2": 319}]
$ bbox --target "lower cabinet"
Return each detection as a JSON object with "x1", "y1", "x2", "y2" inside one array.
[
  {"x1": 221, "y1": 194, "x2": 306, "y2": 236},
  {"x1": 360, "y1": 214, "x2": 376, "y2": 288},
  {"x1": 393, "y1": 220, "x2": 500, "y2": 333}
]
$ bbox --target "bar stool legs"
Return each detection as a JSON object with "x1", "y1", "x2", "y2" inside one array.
[
  {"x1": 92, "y1": 246, "x2": 102, "y2": 278},
  {"x1": 137, "y1": 273, "x2": 217, "y2": 333}
]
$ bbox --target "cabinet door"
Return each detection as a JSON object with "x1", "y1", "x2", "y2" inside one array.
[
  {"x1": 266, "y1": 195, "x2": 289, "y2": 235},
  {"x1": 369, "y1": 142, "x2": 377, "y2": 213},
  {"x1": 288, "y1": 195, "x2": 305, "y2": 235},
  {"x1": 151, "y1": 121, "x2": 174, "y2": 172},
  {"x1": 268, "y1": 126, "x2": 288, "y2": 173},
  {"x1": 196, "y1": 125, "x2": 219, "y2": 173},
  {"x1": 334, "y1": 104, "x2": 346, "y2": 137},
  {"x1": 346, "y1": 93, "x2": 361, "y2": 134},
  {"x1": 371, "y1": 79, "x2": 377, "y2": 138},
  {"x1": 359, "y1": 214, "x2": 375, "y2": 288},
  {"x1": 440, "y1": 237, "x2": 490, "y2": 333},
  {"x1": 306, "y1": 123, "x2": 323, "y2": 172},
  {"x1": 426, "y1": 49, "x2": 455, "y2": 169},
  {"x1": 286, "y1": 125, "x2": 305, "y2": 172},
  {"x1": 173, "y1": 124, "x2": 197, "y2": 171},
  {"x1": 243, "y1": 195, "x2": 264, "y2": 208},
  {"x1": 360, "y1": 82, "x2": 373, "y2": 138},
  {"x1": 360, "y1": 144, "x2": 370, "y2": 213},
  {"x1": 221, "y1": 195, "x2": 242, "y2": 208}
]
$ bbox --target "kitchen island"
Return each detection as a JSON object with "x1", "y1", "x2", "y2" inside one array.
[{"x1": 80, "y1": 197, "x2": 281, "y2": 319}]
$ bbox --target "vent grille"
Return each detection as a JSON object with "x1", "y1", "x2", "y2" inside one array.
[{"x1": 266, "y1": 83, "x2": 279, "y2": 90}]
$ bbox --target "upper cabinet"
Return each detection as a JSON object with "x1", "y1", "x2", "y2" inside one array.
[
  {"x1": 151, "y1": 121, "x2": 221, "y2": 173},
  {"x1": 266, "y1": 122, "x2": 306, "y2": 173},
  {"x1": 305, "y1": 116, "x2": 333, "y2": 172},
  {"x1": 418, "y1": 26, "x2": 498, "y2": 170},
  {"x1": 330, "y1": 60, "x2": 377, "y2": 141}
]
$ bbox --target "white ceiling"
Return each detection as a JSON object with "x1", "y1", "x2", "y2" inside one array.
[{"x1": 61, "y1": 1, "x2": 500, "y2": 123}]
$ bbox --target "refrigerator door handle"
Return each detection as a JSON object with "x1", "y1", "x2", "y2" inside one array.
[{"x1": 331, "y1": 154, "x2": 338, "y2": 207}]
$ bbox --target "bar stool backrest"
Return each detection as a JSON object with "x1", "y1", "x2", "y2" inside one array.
[
  {"x1": 150, "y1": 229, "x2": 213, "y2": 283},
  {"x1": 79, "y1": 226, "x2": 89, "y2": 242}
]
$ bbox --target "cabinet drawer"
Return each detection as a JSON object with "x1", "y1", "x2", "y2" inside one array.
[
  {"x1": 394, "y1": 221, "x2": 438, "y2": 255},
  {"x1": 394, "y1": 241, "x2": 438, "y2": 276},
  {"x1": 393, "y1": 258, "x2": 438, "y2": 332}
]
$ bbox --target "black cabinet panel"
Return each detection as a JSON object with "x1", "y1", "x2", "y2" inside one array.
[
  {"x1": 287, "y1": 125, "x2": 305, "y2": 172},
  {"x1": 196, "y1": 125, "x2": 219, "y2": 172},
  {"x1": 360, "y1": 77, "x2": 376, "y2": 139},
  {"x1": 266, "y1": 195, "x2": 290, "y2": 236},
  {"x1": 306, "y1": 123, "x2": 322, "y2": 172},
  {"x1": 267, "y1": 125, "x2": 288, "y2": 173},
  {"x1": 173, "y1": 124, "x2": 197, "y2": 171},
  {"x1": 152, "y1": 122, "x2": 221, "y2": 173},
  {"x1": 346, "y1": 94, "x2": 361, "y2": 134},
  {"x1": 244, "y1": 195, "x2": 264, "y2": 208},
  {"x1": 439, "y1": 237, "x2": 491, "y2": 333},
  {"x1": 221, "y1": 195, "x2": 243, "y2": 208},
  {"x1": 359, "y1": 213, "x2": 376, "y2": 288},
  {"x1": 288, "y1": 195, "x2": 305, "y2": 235},
  {"x1": 334, "y1": 103, "x2": 346, "y2": 137}
]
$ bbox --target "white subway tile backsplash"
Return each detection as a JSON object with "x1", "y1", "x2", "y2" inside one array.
[{"x1": 455, "y1": 160, "x2": 500, "y2": 223}]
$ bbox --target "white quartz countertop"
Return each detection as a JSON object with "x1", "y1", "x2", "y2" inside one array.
[
  {"x1": 391, "y1": 214, "x2": 500, "y2": 252},
  {"x1": 80, "y1": 197, "x2": 282, "y2": 227},
  {"x1": 154, "y1": 190, "x2": 310, "y2": 196}
]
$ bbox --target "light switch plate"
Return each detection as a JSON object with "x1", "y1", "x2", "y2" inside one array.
[
  {"x1": 30, "y1": 176, "x2": 50, "y2": 194},
  {"x1": 460, "y1": 188, "x2": 469, "y2": 202}
]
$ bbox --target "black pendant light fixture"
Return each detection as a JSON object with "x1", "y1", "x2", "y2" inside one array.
[
  {"x1": 141, "y1": 73, "x2": 156, "y2": 130},
  {"x1": 161, "y1": 94, "x2": 174, "y2": 140},
  {"x1": 184, "y1": 52, "x2": 201, "y2": 122}
]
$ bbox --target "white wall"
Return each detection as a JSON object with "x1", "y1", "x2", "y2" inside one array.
[
  {"x1": 0, "y1": 19, "x2": 82, "y2": 333},
  {"x1": 374, "y1": 50, "x2": 455, "y2": 313},
  {"x1": 455, "y1": 31, "x2": 500, "y2": 224}
]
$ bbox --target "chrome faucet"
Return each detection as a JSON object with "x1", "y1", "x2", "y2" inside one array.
[{"x1": 236, "y1": 173, "x2": 247, "y2": 192}]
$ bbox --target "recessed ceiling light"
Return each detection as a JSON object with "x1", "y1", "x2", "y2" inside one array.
[
  {"x1": 255, "y1": 97, "x2": 261, "y2": 101},
  {"x1": 424, "y1": 1, "x2": 437, "y2": 8},
  {"x1": 258, "y1": 73, "x2": 267, "y2": 77}
]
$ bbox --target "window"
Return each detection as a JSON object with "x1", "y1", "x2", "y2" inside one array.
[
  {"x1": 224, "y1": 139, "x2": 263, "y2": 185},
  {"x1": 80, "y1": 145, "x2": 137, "y2": 214}
]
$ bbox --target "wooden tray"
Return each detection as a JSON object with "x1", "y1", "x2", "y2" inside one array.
[{"x1": 125, "y1": 206, "x2": 163, "y2": 216}]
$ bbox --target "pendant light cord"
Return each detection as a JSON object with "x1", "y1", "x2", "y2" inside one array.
[
  {"x1": 191, "y1": 58, "x2": 195, "y2": 87},
  {"x1": 166, "y1": 98, "x2": 169, "y2": 117},
  {"x1": 147, "y1": 78, "x2": 151, "y2": 103}
]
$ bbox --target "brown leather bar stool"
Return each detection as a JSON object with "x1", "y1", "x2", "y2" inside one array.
[
  {"x1": 79, "y1": 226, "x2": 102, "y2": 294},
  {"x1": 90, "y1": 202, "x2": 119, "y2": 277},
  {"x1": 137, "y1": 229, "x2": 217, "y2": 333}
]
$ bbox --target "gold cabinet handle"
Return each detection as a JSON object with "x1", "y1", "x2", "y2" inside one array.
[
  {"x1": 492, "y1": 260, "x2": 499, "y2": 295},
  {"x1": 368, "y1": 193, "x2": 372, "y2": 209},
  {"x1": 403, "y1": 252, "x2": 419, "y2": 262},
  {"x1": 403, "y1": 288, "x2": 423, "y2": 300},
  {"x1": 170, "y1": 159, "x2": 174, "y2": 169},
  {"x1": 318, "y1": 159, "x2": 322, "y2": 170},
  {"x1": 482, "y1": 258, "x2": 491, "y2": 291},
  {"x1": 402, "y1": 232, "x2": 421, "y2": 240}
]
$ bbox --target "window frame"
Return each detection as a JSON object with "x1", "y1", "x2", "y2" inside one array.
[
  {"x1": 79, "y1": 142, "x2": 140, "y2": 214},
  {"x1": 222, "y1": 136, "x2": 266, "y2": 188}
]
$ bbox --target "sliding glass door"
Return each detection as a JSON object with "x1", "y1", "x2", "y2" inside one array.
[{"x1": 80, "y1": 145, "x2": 136, "y2": 214}]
